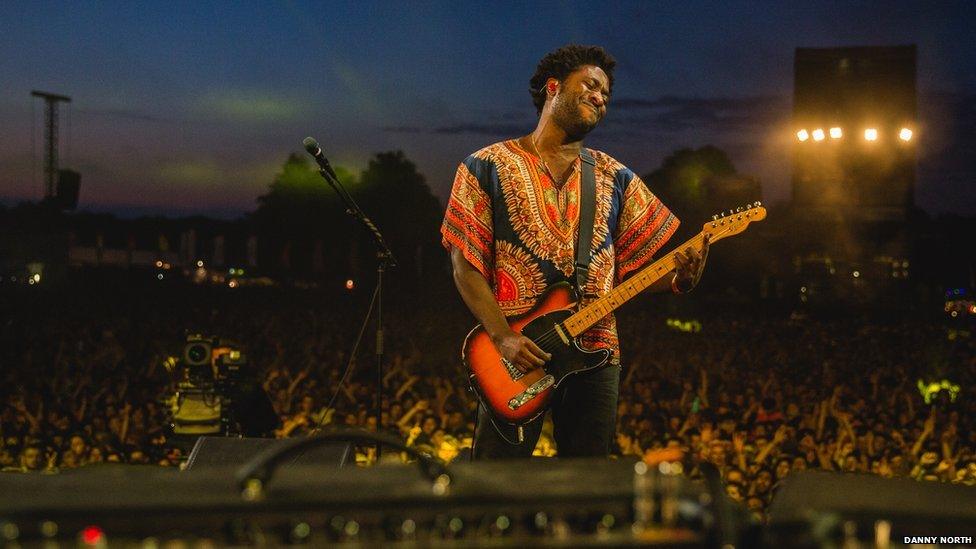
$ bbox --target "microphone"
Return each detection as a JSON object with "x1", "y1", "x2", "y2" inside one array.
[{"x1": 303, "y1": 136, "x2": 339, "y2": 181}]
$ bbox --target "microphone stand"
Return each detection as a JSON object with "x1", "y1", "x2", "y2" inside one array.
[{"x1": 308, "y1": 146, "x2": 396, "y2": 461}]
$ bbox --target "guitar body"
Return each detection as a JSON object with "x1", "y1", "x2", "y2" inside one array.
[{"x1": 463, "y1": 282, "x2": 612, "y2": 440}]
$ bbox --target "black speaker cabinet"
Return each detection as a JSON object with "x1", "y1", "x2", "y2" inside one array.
[
  {"x1": 767, "y1": 471, "x2": 976, "y2": 546},
  {"x1": 185, "y1": 436, "x2": 352, "y2": 470}
]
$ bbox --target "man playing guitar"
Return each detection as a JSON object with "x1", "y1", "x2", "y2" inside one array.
[{"x1": 441, "y1": 44, "x2": 707, "y2": 459}]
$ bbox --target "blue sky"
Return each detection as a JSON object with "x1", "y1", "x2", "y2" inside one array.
[{"x1": 1, "y1": 1, "x2": 973, "y2": 217}]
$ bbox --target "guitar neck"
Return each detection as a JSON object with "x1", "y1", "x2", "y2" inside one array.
[
  {"x1": 562, "y1": 232, "x2": 707, "y2": 338},
  {"x1": 560, "y1": 203, "x2": 765, "y2": 338}
]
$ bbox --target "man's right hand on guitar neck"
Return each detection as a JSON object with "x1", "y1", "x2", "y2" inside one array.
[{"x1": 492, "y1": 329, "x2": 552, "y2": 373}]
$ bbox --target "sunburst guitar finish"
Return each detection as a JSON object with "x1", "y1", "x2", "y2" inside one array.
[{"x1": 463, "y1": 282, "x2": 611, "y2": 438}]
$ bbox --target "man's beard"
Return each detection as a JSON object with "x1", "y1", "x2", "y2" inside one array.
[{"x1": 552, "y1": 96, "x2": 601, "y2": 139}]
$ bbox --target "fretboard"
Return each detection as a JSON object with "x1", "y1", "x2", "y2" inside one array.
[{"x1": 562, "y1": 232, "x2": 708, "y2": 337}]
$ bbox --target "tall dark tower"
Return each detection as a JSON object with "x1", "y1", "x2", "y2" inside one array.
[
  {"x1": 791, "y1": 46, "x2": 917, "y2": 261},
  {"x1": 30, "y1": 90, "x2": 72, "y2": 199}
]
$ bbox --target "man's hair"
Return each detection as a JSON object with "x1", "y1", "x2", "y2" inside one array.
[{"x1": 529, "y1": 44, "x2": 616, "y2": 114}]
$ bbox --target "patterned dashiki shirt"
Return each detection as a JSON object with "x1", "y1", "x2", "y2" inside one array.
[{"x1": 441, "y1": 139, "x2": 679, "y2": 364}]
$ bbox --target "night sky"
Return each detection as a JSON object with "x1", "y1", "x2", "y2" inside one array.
[{"x1": 2, "y1": 1, "x2": 974, "y2": 218}]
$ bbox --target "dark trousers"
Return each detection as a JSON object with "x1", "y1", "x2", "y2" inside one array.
[{"x1": 472, "y1": 364, "x2": 620, "y2": 459}]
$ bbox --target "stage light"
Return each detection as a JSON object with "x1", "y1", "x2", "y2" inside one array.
[
  {"x1": 853, "y1": 271, "x2": 860, "y2": 278},
  {"x1": 796, "y1": 129, "x2": 809, "y2": 142},
  {"x1": 829, "y1": 127, "x2": 842, "y2": 139},
  {"x1": 864, "y1": 128, "x2": 878, "y2": 141},
  {"x1": 346, "y1": 279, "x2": 355, "y2": 290},
  {"x1": 196, "y1": 260, "x2": 204, "y2": 267},
  {"x1": 80, "y1": 526, "x2": 105, "y2": 546},
  {"x1": 155, "y1": 260, "x2": 163, "y2": 268},
  {"x1": 812, "y1": 128, "x2": 825, "y2": 141},
  {"x1": 899, "y1": 128, "x2": 913, "y2": 141}
]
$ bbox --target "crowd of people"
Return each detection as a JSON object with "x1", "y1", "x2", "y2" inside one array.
[{"x1": 2, "y1": 277, "x2": 973, "y2": 521}]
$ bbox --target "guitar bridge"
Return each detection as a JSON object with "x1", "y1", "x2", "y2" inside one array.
[
  {"x1": 501, "y1": 358, "x2": 525, "y2": 381},
  {"x1": 508, "y1": 375, "x2": 555, "y2": 410}
]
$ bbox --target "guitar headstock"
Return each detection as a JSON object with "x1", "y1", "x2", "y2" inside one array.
[{"x1": 701, "y1": 202, "x2": 766, "y2": 242}]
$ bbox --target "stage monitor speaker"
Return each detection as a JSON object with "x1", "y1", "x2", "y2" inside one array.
[
  {"x1": 56, "y1": 169, "x2": 80, "y2": 210},
  {"x1": 185, "y1": 436, "x2": 352, "y2": 471},
  {"x1": 767, "y1": 471, "x2": 976, "y2": 546}
]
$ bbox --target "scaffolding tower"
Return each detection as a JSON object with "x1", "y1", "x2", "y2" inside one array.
[{"x1": 31, "y1": 90, "x2": 72, "y2": 199}]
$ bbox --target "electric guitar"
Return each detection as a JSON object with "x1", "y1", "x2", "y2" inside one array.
[{"x1": 463, "y1": 203, "x2": 766, "y2": 441}]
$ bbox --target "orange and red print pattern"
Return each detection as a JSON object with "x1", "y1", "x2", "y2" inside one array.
[{"x1": 441, "y1": 139, "x2": 679, "y2": 364}]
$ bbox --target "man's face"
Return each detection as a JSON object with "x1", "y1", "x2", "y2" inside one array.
[
  {"x1": 550, "y1": 65, "x2": 610, "y2": 137},
  {"x1": 70, "y1": 436, "x2": 86, "y2": 456},
  {"x1": 23, "y1": 448, "x2": 41, "y2": 470},
  {"x1": 755, "y1": 471, "x2": 772, "y2": 492}
]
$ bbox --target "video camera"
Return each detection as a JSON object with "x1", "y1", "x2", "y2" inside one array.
[
  {"x1": 181, "y1": 334, "x2": 247, "y2": 388},
  {"x1": 167, "y1": 334, "x2": 277, "y2": 438}
]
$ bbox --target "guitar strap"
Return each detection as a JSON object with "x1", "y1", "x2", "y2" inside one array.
[{"x1": 576, "y1": 148, "x2": 596, "y2": 298}]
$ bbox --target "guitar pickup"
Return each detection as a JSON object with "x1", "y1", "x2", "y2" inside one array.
[
  {"x1": 501, "y1": 358, "x2": 525, "y2": 380},
  {"x1": 508, "y1": 375, "x2": 555, "y2": 410}
]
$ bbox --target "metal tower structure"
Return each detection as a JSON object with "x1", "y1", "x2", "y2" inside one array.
[{"x1": 31, "y1": 90, "x2": 72, "y2": 199}]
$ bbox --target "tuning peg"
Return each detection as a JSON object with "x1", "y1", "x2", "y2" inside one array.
[
  {"x1": 712, "y1": 214, "x2": 719, "y2": 221},
  {"x1": 736, "y1": 207, "x2": 743, "y2": 213},
  {"x1": 755, "y1": 201, "x2": 762, "y2": 207}
]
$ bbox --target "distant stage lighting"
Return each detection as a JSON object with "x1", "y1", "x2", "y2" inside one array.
[
  {"x1": 899, "y1": 128, "x2": 913, "y2": 141},
  {"x1": 812, "y1": 128, "x2": 825, "y2": 141},
  {"x1": 864, "y1": 128, "x2": 878, "y2": 141},
  {"x1": 829, "y1": 127, "x2": 842, "y2": 139},
  {"x1": 796, "y1": 129, "x2": 809, "y2": 142}
]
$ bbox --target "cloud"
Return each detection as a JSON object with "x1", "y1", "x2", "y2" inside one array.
[
  {"x1": 199, "y1": 91, "x2": 305, "y2": 124},
  {"x1": 380, "y1": 125, "x2": 424, "y2": 133},
  {"x1": 606, "y1": 94, "x2": 790, "y2": 133},
  {"x1": 432, "y1": 123, "x2": 528, "y2": 135},
  {"x1": 382, "y1": 122, "x2": 528, "y2": 136},
  {"x1": 74, "y1": 108, "x2": 169, "y2": 123}
]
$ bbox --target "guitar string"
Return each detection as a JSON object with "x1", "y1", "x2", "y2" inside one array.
[{"x1": 526, "y1": 223, "x2": 737, "y2": 349}]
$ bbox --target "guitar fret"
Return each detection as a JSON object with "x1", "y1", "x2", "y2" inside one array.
[{"x1": 563, "y1": 208, "x2": 763, "y2": 337}]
